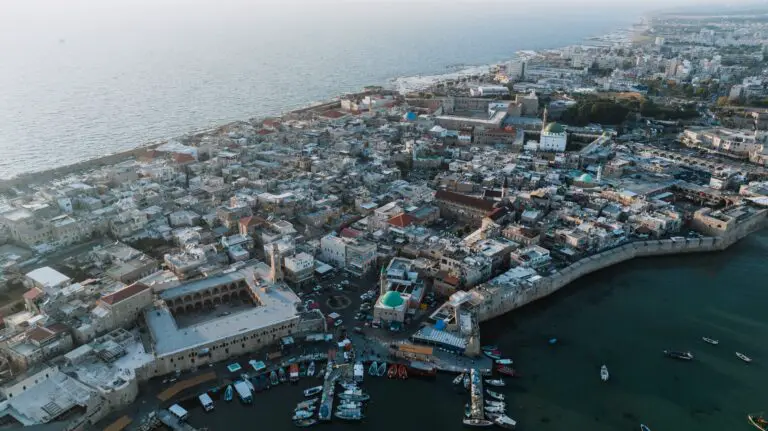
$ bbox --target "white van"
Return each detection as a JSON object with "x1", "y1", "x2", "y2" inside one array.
[
  {"x1": 169, "y1": 404, "x2": 189, "y2": 421},
  {"x1": 198, "y1": 393, "x2": 214, "y2": 412}
]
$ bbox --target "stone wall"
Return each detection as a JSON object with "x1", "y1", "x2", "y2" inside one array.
[{"x1": 477, "y1": 210, "x2": 767, "y2": 322}]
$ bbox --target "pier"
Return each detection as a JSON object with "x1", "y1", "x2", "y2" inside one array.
[
  {"x1": 317, "y1": 361, "x2": 338, "y2": 422},
  {"x1": 469, "y1": 369, "x2": 484, "y2": 420}
]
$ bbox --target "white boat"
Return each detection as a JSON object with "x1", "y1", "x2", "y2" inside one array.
[
  {"x1": 307, "y1": 361, "x2": 316, "y2": 377},
  {"x1": 737, "y1": 352, "x2": 753, "y2": 363},
  {"x1": 702, "y1": 337, "x2": 719, "y2": 345},
  {"x1": 296, "y1": 398, "x2": 318, "y2": 409},
  {"x1": 339, "y1": 381, "x2": 358, "y2": 391},
  {"x1": 453, "y1": 373, "x2": 464, "y2": 385},
  {"x1": 493, "y1": 414, "x2": 517, "y2": 429},
  {"x1": 369, "y1": 361, "x2": 379, "y2": 376},
  {"x1": 484, "y1": 378, "x2": 505, "y2": 387},
  {"x1": 640, "y1": 425, "x2": 651, "y2": 431},
  {"x1": 337, "y1": 401, "x2": 362, "y2": 409},
  {"x1": 600, "y1": 365, "x2": 609, "y2": 382},
  {"x1": 486, "y1": 389, "x2": 505, "y2": 401},
  {"x1": 292, "y1": 410, "x2": 313, "y2": 420},
  {"x1": 377, "y1": 362, "x2": 387, "y2": 377},
  {"x1": 304, "y1": 386, "x2": 323, "y2": 397},
  {"x1": 462, "y1": 418, "x2": 493, "y2": 427},
  {"x1": 463, "y1": 374, "x2": 471, "y2": 389},
  {"x1": 353, "y1": 362, "x2": 364, "y2": 382},
  {"x1": 495, "y1": 359, "x2": 513, "y2": 365},
  {"x1": 485, "y1": 400, "x2": 505, "y2": 408},
  {"x1": 295, "y1": 404, "x2": 316, "y2": 414},
  {"x1": 485, "y1": 405, "x2": 505, "y2": 414}
]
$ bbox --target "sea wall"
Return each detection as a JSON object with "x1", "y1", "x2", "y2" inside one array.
[{"x1": 477, "y1": 210, "x2": 768, "y2": 323}]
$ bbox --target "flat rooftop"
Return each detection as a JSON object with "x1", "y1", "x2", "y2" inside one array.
[
  {"x1": 147, "y1": 269, "x2": 301, "y2": 356},
  {"x1": 159, "y1": 271, "x2": 245, "y2": 301}
]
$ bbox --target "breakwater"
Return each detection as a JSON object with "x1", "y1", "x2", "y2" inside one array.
[{"x1": 476, "y1": 210, "x2": 768, "y2": 323}]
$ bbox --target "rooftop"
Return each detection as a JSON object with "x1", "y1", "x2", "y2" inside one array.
[{"x1": 25, "y1": 267, "x2": 71, "y2": 288}]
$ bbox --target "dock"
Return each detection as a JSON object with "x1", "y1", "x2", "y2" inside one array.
[
  {"x1": 469, "y1": 368, "x2": 484, "y2": 420},
  {"x1": 317, "y1": 361, "x2": 336, "y2": 422}
]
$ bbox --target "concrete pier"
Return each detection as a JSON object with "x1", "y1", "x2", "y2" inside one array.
[
  {"x1": 317, "y1": 361, "x2": 337, "y2": 422},
  {"x1": 469, "y1": 369, "x2": 484, "y2": 420}
]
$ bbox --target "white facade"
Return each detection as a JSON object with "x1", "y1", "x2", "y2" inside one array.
[
  {"x1": 320, "y1": 235, "x2": 346, "y2": 268},
  {"x1": 540, "y1": 131, "x2": 567, "y2": 152}
]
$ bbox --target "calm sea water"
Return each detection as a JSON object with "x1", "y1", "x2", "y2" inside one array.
[
  {"x1": 179, "y1": 231, "x2": 768, "y2": 431},
  {"x1": 0, "y1": 1, "x2": 634, "y2": 179}
]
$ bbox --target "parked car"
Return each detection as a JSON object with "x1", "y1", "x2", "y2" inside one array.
[{"x1": 334, "y1": 319, "x2": 344, "y2": 327}]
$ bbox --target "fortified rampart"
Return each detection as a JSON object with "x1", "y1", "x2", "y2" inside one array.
[{"x1": 476, "y1": 210, "x2": 767, "y2": 323}]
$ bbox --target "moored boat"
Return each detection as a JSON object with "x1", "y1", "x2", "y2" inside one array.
[
  {"x1": 496, "y1": 365, "x2": 516, "y2": 377},
  {"x1": 453, "y1": 373, "x2": 465, "y2": 386},
  {"x1": 463, "y1": 373, "x2": 470, "y2": 389},
  {"x1": 702, "y1": 337, "x2": 719, "y2": 345},
  {"x1": 369, "y1": 361, "x2": 379, "y2": 376},
  {"x1": 377, "y1": 362, "x2": 386, "y2": 376},
  {"x1": 334, "y1": 409, "x2": 364, "y2": 421},
  {"x1": 279, "y1": 367, "x2": 287, "y2": 382},
  {"x1": 338, "y1": 389, "x2": 370, "y2": 402},
  {"x1": 493, "y1": 414, "x2": 517, "y2": 429},
  {"x1": 270, "y1": 370, "x2": 279, "y2": 386},
  {"x1": 495, "y1": 358, "x2": 513, "y2": 365},
  {"x1": 337, "y1": 401, "x2": 362, "y2": 409},
  {"x1": 295, "y1": 405, "x2": 316, "y2": 414},
  {"x1": 398, "y1": 364, "x2": 408, "y2": 379},
  {"x1": 486, "y1": 389, "x2": 505, "y2": 401},
  {"x1": 304, "y1": 386, "x2": 323, "y2": 397},
  {"x1": 462, "y1": 418, "x2": 493, "y2": 427},
  {"x1": 485, "y1": 405, "x2": 504, "y2": 414},
  {"x1": 408, "y1": 361, "x2": 436, "y2": 378},
  {"x1": 387, "y1": 364, "x2": 397, "y2": 379},
  {"x1": 600, "y1": 365, "x2": 609, "y2": 382},
  {"x1": 307, "y1": 361, "x2": 316, "y2": 377},
  {"x1": 640, "y1": 425, "x2": 651, "y2": 431},
  {"x1": 293, "y1": 410, "x2": 313, "y2": 420},
  {"x1": 748, "y1": 413, "x2": 768, "y2": 431},
  {"x1": 224, "y1": 385, "x2": 233, "y2": 402},
  {"x1": 663, "y1": 350, "x2": 694, "y2": 361},
  {"x1": 299, "y1": 362, "x2": 307, "y2": 377},
  {"x1": 481, "y1": 345, "x2": 498, "y2": 352},
  {"x1": 294, "y1": 418, "x2": 318, "y2": 428},
  {"x1": 485, "y1": 400, "x2": 505, "y2": 408},
  {"x1": 484, "y1": 378, "x2": 505, "y2": 387},
  {"x1": 484, "y1": 350, "x2": 501, "y2": 360},
  {"x1": 737, "y1": 352, "x2": 753, "y2": 363},
  {"x1": 296, "y1": 398, "x2": 318, "y2": 409},
  {"x1": 464, "y1": 403, "x2": 471, "y2": 418}
]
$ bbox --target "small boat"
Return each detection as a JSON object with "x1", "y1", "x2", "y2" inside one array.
[
  {"x1": 748, "y1": 413, "x2": 768, "y2": 431},
  {"x1": 295, "y1": 405, "x2": 316, "y2": 414},
  {"x1": 463, "y1": 373, "x2": 471, "y2": 389},
  {"x1": 737, "y1": 352, "x2": 753, "y2": 363},
  {"x1": 334, "y1": 409, "x2": 364, "y2": 421},
  {"x1": 270, "y1": 370, "x2": 279, "y2": 386},
  {"x1": 601, "y1": 365, "x2": 610, "y2": 382},
  {"x1": 548, "y1": 338, "x2": 558, "y2": 345},
  {"x1": 493, "y1": 414, "x2": 517, "y2": 429},
  {"x1": 464, "y1": 403, "x2": 471, "y2": 418},
  {"x1": 224, "y1": 385, "x2": 233, "y2": 402},
  {"x1": 453, "y1": 373, "x2": 465, "y2": 386},
  {"x1": 495, "y1": 358, "x2": 513, "y2": 365},
  {"x1": 484, "y1": 350, "x2": 501, "y2": 360},
  {"x1": 398, "y1": 364, "x2": 408, "y2": 379},
  {"x1": 317, "y1": 369, "x2": 325, "y2": 379},
  {"x1": 307, "y1": 361, "x2": 316, "y2": 377},
  {"x1": 293, "y1": 410, "x2": 313, "y2": 420},
  {"x1": 377, "y1": 362, "x2": 387, "y2": 376},
  {"x1": 338, "y1": 401, "x2": 362, "y2": 409},
  {"x1": 339, "y1": 381, "x2": 358, "y2": 391},
  {"x1": 296, "y1": 398, "x2": 318, "y2": 409},
  {"x1": 462, "y1": 418, "x2": 493, "y2": 427},
  {"x1": 663, "y1": 350, "x2": 694, "y2": 361},
  {"x1": 304, "y1": 386, "x2": 323, "y2": 397},
  {"x1": 481, "y1": 345, "x2": 498, "y2": 351},
  {"x1": 702, "y1": 337, "x2": 719, "y2": 345},
  {"x1": 486, "y1": 389, "x2": 505, "y2": 401},
  {"x1": 485, "y1": 400, "x2": 505, "y2": 408},
  {"x1": 640, "y1": 425, "x2": 651, "y2": 431},
  {"x1": 290, "y1": 364, "x2": 300, "y2": 382},
  {"x1": 369, "y1": 361, "x2": 379, "y2": 376},
  {"x1": 294, "y1": 418, "x2": 318, "y2": 428},
  {"x1": 485, "y1": 405, "x2": 505, "y2": 414},
  {"x1": 338, "y1": 389, "x2": 370, "y2": 402},
  {"x1": 485, "y1": 378, "x2": 506, "y2": 387},
  {"x1": 496, "y1": 365, "x2": 516, "y2": 377},
  {"x1": 387, "y1": 364, "x2": 397, "y2": 379},
  {"x1": 279, "y1": 367, "x2": 287, "y2": 382},
  {"x1": 299, "y1": 362, "x2": 307, "y2": 377}
]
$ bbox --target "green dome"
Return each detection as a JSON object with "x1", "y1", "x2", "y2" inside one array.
[
  {"x1": 543, "y1": 122, "x2": 566, "y2": 134},
  {"x1": 577, "y1": 173, "x2": 593, "y2": 183},
  {"x1": 380, "y1": 291, "x2": 404, "y2": 308}
]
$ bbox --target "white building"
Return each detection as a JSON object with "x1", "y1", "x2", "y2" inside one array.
[
  {"x1": 539, "y1": 122, "x2": 568, "y2": 152},
  {"x1": 470, "y1": 86, "x2": 510, "y2": 97}
]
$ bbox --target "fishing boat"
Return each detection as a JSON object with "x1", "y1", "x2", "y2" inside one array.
[
  {"x1": 702, "y1": 337, "x2": 719, "y2": 345},
  {"x1": 338, "y1": 389, "x2": 370, "y2": 402},
  {"x1": 408, "y1": 361, "x2": 436, "y2": 378},
  {"x1": 463, "y1": 373, "x2": 471, "y2": 389},
  {"x1": 279, "y1": 367, "x2": 287, "y2": 382},
  {"x1": 453, "y1": 373, "x2": 465, "y2": 386},
  {"x1": 493, "y1": 415, "x2": 517, "y2": 429},
  {"x1": 663, "y1": 350, "x2": 694, "y2": 361},
  {"x1": 484, "y1": 350, "x2": 502, "y2": 360},
  {"x1": 464, "y1": 403, "x2": 471, "y2": 418},
  {"x1": 224, "y1": 385, "x2": 233, "y2": 402},
  {"x1": 600, "y1": 365, "x2": 609, "y2": 382},
  {"x1": 398, "y1": 364, "x2": 408, "y2": 379},
  {"x1": 377, "y1": 362, "x2": 386, "y2": 377},
  {"x1": 334, "y1": 409, "x2": 364, "y2": 421},
  {"x1": 486, "y1": 389, "x2": 505, "y2": 401},
  {"x1": 339, "y1": 381, "x2": 357, "y2": 391},
  {"x1": 270, "y1": 370, "x2": 279, "y2": 386},
  {"x1": 495, "y1": 358, "x2": 513, "y2": 365},
  {"x1": 748, "y1": 413, "x2": 768, "y2": 430},
  {"x1": 485, "y1": 378, "x2": 505, "y2": 387},
  {"x1": 462, "y1": 418, "x2": 493, "y2": 427},
  {"x1": 337, "y1": 401, "x2": 362, "y2": 409},
  {"x1": 295, "y1": 404, "x2": 316, "y2": 414},
  {"x1": 640, "y1": 425, "x2": 651, "y2": 431},
  {"x1": 485, "y1": 400, "x2": 505, "y2": 408},
  {"x1": 481, "y1": 345, "x2": 498, "y2": 352},
  {"x1": 496, "y1": 365, "x2": 516, "y2": 377},
  {"x1": 293, "y1": 418, "x2": 318, "y2": 428},
  {"x1": 369, "y1": 361, "x2": 379, "y2": 376},
  {"x1": 304, "y1": 386, "x2": 323, "y2": 397},
  {"x1": 485, "y1": 405, "x2": 505, "y2": 414},
  {"x1": 296, "y1": 398, "x2": 318, "y2": 409},
  {"x1": 307, "y1": 361, "x2": 316, "y2": 377},
  {"x1": 293, "y1": 410, "x2": 313, "y2": 420},
  {"x1": 387, "y1": 364, "x2": 397, "y2": 379},
  {"x1": 290, "y1": 364, "x2": 300, "y2": 383},
  {"x1": 737, "y1": 352, "x2": 753, "y2": 363}
]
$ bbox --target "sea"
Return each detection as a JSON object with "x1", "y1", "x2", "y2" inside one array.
[
  {"x1": 175, "y1": 231, "x2": 768, "y2": 431},
  {"x1": 1, "y1": 1, "x2": 637, "y2": 179}
]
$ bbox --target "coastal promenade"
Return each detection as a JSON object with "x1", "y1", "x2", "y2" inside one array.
[{"x1": 475, "y1": 210, "x2": 768, "y2": 324}]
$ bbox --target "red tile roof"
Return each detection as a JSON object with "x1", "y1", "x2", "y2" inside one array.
[
  {"x1": 173, "y1": 153, "x2": 196, "y2": 164},
  {"x1": 388, "y1": 213, "x2": 415, "y2": 228},
  {"x1": 23, "y1": 287, "x2": 44, "y2": 301},
  {"x1": 435, "y1": 190, "x2": 496, "y2": 212},
  {"x1": 100, "y1": 283, "x2": 150, "y2": 306},
  {"x1": 340, "y1": 227, "x2": 362, "y2": 238},
  {"x1": 320, "y1": 110, "x2": 346, "y2": 119}
]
